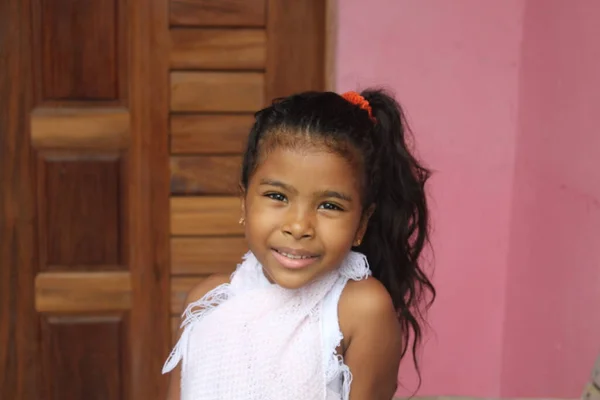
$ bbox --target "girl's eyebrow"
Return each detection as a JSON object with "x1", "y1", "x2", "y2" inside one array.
[
  {"x1": 317, "y1": 190, "x2": 353, "y2": 203},
  {"x1": 260, "y1": 179, "x2": 353, "y2": 203},
  {"x1": 259, "y1": 178, "x2": 296, "y2": 194}
]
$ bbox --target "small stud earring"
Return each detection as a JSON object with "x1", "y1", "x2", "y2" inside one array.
[
  {"x1": 354, "y1": 238, "x2": 362, "y2": 246},
  {"x1": 238, "y1": 217, "x2": 245, "y2": 225}
]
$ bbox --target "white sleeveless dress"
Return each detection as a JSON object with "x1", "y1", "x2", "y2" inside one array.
[{"x1": 163, "y1": 251, "x2": 371, "y2": 400}]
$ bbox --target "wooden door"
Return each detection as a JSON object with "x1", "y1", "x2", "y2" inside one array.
[
  {"x1": 0, "y1": 0, "x2": 171, "y2": 399},
  {"x1": 167, "y1": 0, "x2": 327, "y2": 343},
  {"x1": 1, "y1": 0, "x2": 326, "y2": 399}
]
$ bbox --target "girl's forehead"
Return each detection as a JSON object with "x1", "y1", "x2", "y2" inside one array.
[{"x1": 252, "y1": 146, "x2": 362, "y2": 192}]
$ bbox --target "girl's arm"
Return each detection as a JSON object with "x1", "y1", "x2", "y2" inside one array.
[
  {"x1": 339, "y1": 278, "x2": 403, "y2": 400},
  {"x1": 166, "y1": 274, "x2": 230, "y2": 400}
]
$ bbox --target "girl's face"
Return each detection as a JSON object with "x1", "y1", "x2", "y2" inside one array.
[{"x1": 242, "y1": 144, "x2": 369, "y2": 289}]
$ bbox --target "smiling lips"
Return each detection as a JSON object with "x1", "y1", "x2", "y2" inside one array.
[{"x1": 271, "y1": 247, "x2": 320, "y2": 269}]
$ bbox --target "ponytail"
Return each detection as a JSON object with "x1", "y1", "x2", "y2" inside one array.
[
  {"x1": 359, "y1": 89, "x2": 435, "y2": 384},
  {"x1": 240, "y1": 88, "x2": 435, "y2": 385}
]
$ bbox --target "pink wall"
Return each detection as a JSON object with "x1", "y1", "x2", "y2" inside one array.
[
  {"x1": 502, "y1": 0, "x2": 600, "y2": 397},
  {"x1": 336, "y1": 0, "x2": 524, "y2": 396},
  {"x1": 335, "y1": 0, "x2": 600, "y2": 397}
]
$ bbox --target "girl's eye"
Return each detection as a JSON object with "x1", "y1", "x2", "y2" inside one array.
[
  {"x1": 265, "y1": 192, "x2": 287, "y2": 202},
  {"x1": 319, "y1": 202, "x2": 343, "y2": 211}
]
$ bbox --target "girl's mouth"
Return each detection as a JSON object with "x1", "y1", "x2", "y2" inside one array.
[
  {"x1": 275, "y1": 250, "x2": 316, "y2": 259},
  {"x1": 271, "y1": 248, "x2": 320, "y2": 269}
]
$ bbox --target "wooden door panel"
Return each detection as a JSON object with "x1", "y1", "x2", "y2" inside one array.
[
  {"x1": 170, "y1": 114, "x2": 253, "y2": 154},
  {"x1": 171, "y1": 197, "x2": 243, "y2": 236},
  {"x1": 39, "y1": 156, "x2": 122, "y2": 269},
  {"x1": 32, "y1": 0, "x2": 128, "y2": 103},
  {"x1": 40, "y1": 316, "x2": 127, "y2": 400},
  {"x1": 170, "y1": 0, "x2": 266, "y2": 27},
  {"x1": 1, "y1": 0, "x2": 170, "y2": 398},
  {"x1": 35, "y1": 272, "x2": 132, "y2": 313},
  {"x1": 171, "y1": 317, "x2": 182, "y2": 347},
  {"x1": 170, "y1": 29, "x2": 266, "y2": 70},
  {"x1": 31, "y1": 108, "x2": 130, "y2": 150},
  {"x1": 170, "y1": 155, "x2": 242, "y2": 195},
  {"x1": 170, "y1": 71, "x2": 265, "y2": 112},
  {"x1": 171, "y1": 237, "x2": 248, "y2": 275},
  {"x1": 265, "y1": 0, "x2": 326, "y2": 100}
]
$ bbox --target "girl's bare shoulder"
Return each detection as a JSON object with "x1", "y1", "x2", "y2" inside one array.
[
  {"x1": 185, "y1": 274, "x2": 231, "y2": 305},
  {"x1": 337, "y1": 276, "x2": 400, "y2": 352},
  {"x1": 337, "y1": 277, "x2": 402, "y2": 399},
  {"x1": 339, "y1": 277, "x2": 396, "y2": 325}
]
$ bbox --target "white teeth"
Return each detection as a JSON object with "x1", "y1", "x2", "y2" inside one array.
[{"x1": 278, "y1": 251, "x2": 313, "y2": 259}]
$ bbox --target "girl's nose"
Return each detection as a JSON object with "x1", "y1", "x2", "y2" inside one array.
[{"x1": 281, "y1": 208, "x2": 315, "y2": 240}]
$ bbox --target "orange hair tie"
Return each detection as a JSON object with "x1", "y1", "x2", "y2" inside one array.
[{"x1": 341, "y1": 91, "x2": 375, "y2": 122}]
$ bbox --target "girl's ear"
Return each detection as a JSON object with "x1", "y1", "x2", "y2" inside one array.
[
  {"x1": 354, "y1": 204, "x2": 376, "y2": 245},
  {"x1": 239, "y1": 182, "x2": 246, "y2": 218},
  {"x1": 239, "y1": 182, "x2": 251, "y2": 229}
]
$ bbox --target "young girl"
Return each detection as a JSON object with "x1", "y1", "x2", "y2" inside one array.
[{"x1": 163, "y1": 89, "x2": 435, "y2": 400}]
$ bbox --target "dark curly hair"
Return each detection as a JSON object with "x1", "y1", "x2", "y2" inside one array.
[{"x1": 240, "y1": 88, "x2": 435, "y2": 383}]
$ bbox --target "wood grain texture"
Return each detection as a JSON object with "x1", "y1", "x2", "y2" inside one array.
[
  {"x1": 127, "y1": 0, "x2": 171, "y2": 397},
  {"x1": 171, "y1": 72, "x2": 264, "y2": 112},
  {"x1": 171, "y1": 316, "x2": 180, "y2": 347},
  {"x1": 171, "y1": 237, "x2": 246, "y2": 275},
  {"x1": 170, "y1": 28, "x2": 266, "y2": 70},
  {"x1": 0, "y1": 0, "x2": 40, "y2": 397},
  {"x1": 40, "y1": 316, "x2": 125, "y2": 399},
  {"x1": 171, "y1": 197, "x2": 243, "y2": 236},
  {"x1": 265, "y1": 0, "x2": 326, "y2": 100},
  {"x1": 170, "y1": 155, "x2": 242, "y2": 195},
  {"x1": 41, "y1": 158, "x2": 122, "y2": 268},
  {"x1": 325, "y1": 0, "x2": 338, "y2": 91},
  {"x1": 35, "y1": 0, "x2": 119, "y2": 100},
  {"x1": 171, "y1": 276, "x2": 206, "y2": 314},
  {"x1": 2, "y1": 0, "x2": 172, "y2": 398},
  {"x1": 170, "y1": 114, "x2": 252, "y2": 154},
  {"x1": 31, "y1": 107, "x2": 129, "y2": 150},
  {"x1": 35, "y1": 272, "x2": 131, "y2": 312},
  {"x1": 170, "y1": 0, "x2": 266, "y2": 27}
]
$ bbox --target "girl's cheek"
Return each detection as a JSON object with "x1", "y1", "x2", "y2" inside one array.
[
  {"x1": 318, "y1": 219, "x2": 355, "y2": 243},
  {"x1": 249, "y1": 205, "x2": 283, "y2": 229}
]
